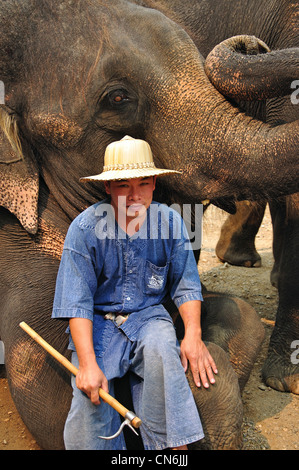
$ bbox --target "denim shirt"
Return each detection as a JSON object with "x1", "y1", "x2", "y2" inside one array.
[{"x1": 52, "y1": 200, "x2": 203, "y2": 353}]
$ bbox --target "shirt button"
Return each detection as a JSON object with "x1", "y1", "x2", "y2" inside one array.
[
  {"x1": 129, "y1": 270, "x2": 133, "y2": 274},
  {"x1": 126, "y1": 296, "x2": 131, "y2": 301}
]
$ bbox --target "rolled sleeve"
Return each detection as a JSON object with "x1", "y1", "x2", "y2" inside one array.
[
  {"x1": 52, "y1": 222, "x2": 98, "y2": 321},
  {"x1": 168, "y1": 237, "x2": 203, "y2": 309},
  {"x1": 173, "y1": 291, "x2": 203, "y2": 308}
]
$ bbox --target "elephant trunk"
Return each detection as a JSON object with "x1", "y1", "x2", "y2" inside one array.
[
  {"x1": 145, "y1": 52, "x2": 299, "y2": 202},
  {"x1": 204, "y1": 35, "x2": 299, "y2": 101}
]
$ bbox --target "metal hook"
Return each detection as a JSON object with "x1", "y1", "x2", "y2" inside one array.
[{"x1": 98, "y1": 411, "x2": 140, "y2": 440}]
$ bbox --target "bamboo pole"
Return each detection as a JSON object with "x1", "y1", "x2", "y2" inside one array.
[{"x1": 19, "y1": 321, "x2": 142, "y2": 429}]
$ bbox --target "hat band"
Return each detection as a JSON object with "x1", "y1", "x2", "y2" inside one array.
[{"x1": 103, "y1": 161, "x2": 156, "y2": 171}]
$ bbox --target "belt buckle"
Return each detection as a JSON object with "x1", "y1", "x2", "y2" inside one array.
[{"x1": 104, "y1": 313, "x2": 129, "y2": 326}]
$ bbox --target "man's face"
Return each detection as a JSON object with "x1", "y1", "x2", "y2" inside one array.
[{"x1": 104, "y1": 176, "x2": 156, "y2": 221}]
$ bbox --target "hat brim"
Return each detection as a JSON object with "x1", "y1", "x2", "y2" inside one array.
[{"x1": 80, "y1": 167, "x2": 181, "y2": 182}]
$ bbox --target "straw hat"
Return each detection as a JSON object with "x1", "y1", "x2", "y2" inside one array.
[{"x1": 80, "y1": 136, "x2": 181, "y2": 182}]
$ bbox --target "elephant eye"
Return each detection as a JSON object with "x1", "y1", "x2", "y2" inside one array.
[
  {"x1": 108, "y1": 89, "x2": 130, "y2": 106},
  {"x1": 96, "y1": 85, "x2": 140, "y2": 130}
]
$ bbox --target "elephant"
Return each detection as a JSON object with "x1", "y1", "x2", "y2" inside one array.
[
  {"x1": 194, "y1": 2, "x2": 298, "y2": 393},
  {"x1": 0, "y1": 0, "x2": 298, "y2": 449},
  {"x1": 149, "y1": 0, "x2": 299, "y2": 394},
  {"x1": 213, "y1": 195, "x2": 299, "y2": 394}
]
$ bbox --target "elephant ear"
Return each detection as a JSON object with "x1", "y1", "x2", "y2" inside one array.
[{"x1": 0, "y1": 106, "x2": 39, "y2": 234}]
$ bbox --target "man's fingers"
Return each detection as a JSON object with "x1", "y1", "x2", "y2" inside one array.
[
  {"x1": 201, "y1": 355, "x2": 219, "y2": 387},
  {"x1": 76, "y1": 369, "x2": 109, "y2": 405},
  {"x1": 181, "y1": 341, "x2": 218, "y2": 388},
  {"x1": 191, "y1": 367, "x2": 201, "y2": 388},
  {"x1": 203, "y1": 363, "x2": 215, "y2": 386},
  {"x1": 205, "y1": 354, "x2": 218, "y2": 384},
  {"x1": 188, "y1": 357, "x2": 201, "y2": 388},
  {"x1": 90, "y1": 388, "x2": 101, "y2": 405},
  {"x1": 195, "y1": 359, "x2": 218, "y2": 388},
  {"x1": 90, "y1": 379, "x2": 109, "y2": 405},
  {"x1": 180, "y1": 351, "x2": 188, "y2": 372},
  {"x1": 209, "y1": 355, "x2": 218, "y2": 375},
  {"x1": 198, "y1": 366, "x2": 209, "y2": 389}
]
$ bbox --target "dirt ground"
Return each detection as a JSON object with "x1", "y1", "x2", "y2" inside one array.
[{"x1": 0, "y1": 204, "x2": 298, "y2": 450}]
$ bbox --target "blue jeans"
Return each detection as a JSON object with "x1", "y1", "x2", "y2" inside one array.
[{"x1": 64, "y1": 314, "x2": 204, "y2": 450}]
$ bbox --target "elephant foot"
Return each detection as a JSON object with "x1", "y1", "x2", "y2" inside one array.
[
  {"x1": 187, "y1": 342, "x2": 243, "y2": 450},
  {"x1": 270, "y1": 263, "x2": 279, "y2": 288},
  {"x1": 262, "y1": 353, "x2": 299, "y2": 394},
  {"x1": 216, "y1": 242, "x2": 262, "y2": 268},
  {"x1": 215, "y1": 200, "x2": 265, "y2": 268},
  {"x1": 215, "y1": 224, "x2": 262, "y2": 267},
  {"x1": 262, "y1": 305, "x2": 299, "y2": 395}
]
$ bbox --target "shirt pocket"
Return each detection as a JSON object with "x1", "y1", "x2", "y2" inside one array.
[{"x1": 143, "y1": 260, "x2": 169, "y2": 295}]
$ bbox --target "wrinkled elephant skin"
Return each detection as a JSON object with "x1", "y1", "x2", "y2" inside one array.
[{"x1": 0, "y1": 0, "x2": 298, "y2": 449}]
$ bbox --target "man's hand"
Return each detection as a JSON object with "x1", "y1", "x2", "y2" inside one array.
[
  {"x1": 76, "y1": 362, "x2": 109, "y2": 405},
  {"x1": 180, "y1": 332, "x2": 218, "y2": 388},
  {"x1": 178, "y1": 300, "x2": 218, "y2": 388},
  {"x1": 69, "y1": 317, "x2": 109, "y2": 405}
]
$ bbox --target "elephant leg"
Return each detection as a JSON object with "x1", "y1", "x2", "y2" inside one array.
[
  {"x1": 171, "y1": 293, "x2": 264, "y2": 450},
  {"x1": 114, "y1": 343, "x2": 243, "y2": 451},
  {"x1": 201, "y1": 293, "x2": 265, "y2": 391},
  {"x1": 262, "y1": 194, "x2": 299, "y2": 394},
  {"x1": 7, "y1": 325, "x2": 71, "y2": 450},
  {"x1": 269, "y1": 198, "x2": 285, "y2": 288},
  {"x1": 216, "y1": 200, "x2": 266, "y2": 267},
  {"x1": 187, "y1": 342, "x2": 243, "y2": 450},
  {"x1": 173, "y1": 292, "x2": 265, "y2": 392},
  {"x1": 0, "y1": 208, "x2": 71, "y2": 450},
  {"x1": 117, "y1": 293, "x2": 265, "y2": 450}
]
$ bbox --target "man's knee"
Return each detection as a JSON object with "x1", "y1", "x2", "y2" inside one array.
[{"x1": 140, "y1": 320, "x2": 179, "y2": 359}]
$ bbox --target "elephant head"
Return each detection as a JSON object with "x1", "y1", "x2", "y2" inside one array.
[{"x1": 0, "y1": 0, "x2": 299, "y2": 237}]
